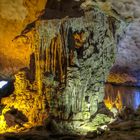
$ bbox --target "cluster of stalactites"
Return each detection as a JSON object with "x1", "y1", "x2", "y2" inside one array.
[
  {"x1": 43, "y1": 34, "x2": 67, "y2": 84},
  {"x1": 36, "y1": 27, "x2": 85, "y2": 87}
]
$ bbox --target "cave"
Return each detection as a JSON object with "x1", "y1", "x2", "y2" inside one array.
[{"x1": 0, "y1": 0, "x2": 140, "y2": 140}]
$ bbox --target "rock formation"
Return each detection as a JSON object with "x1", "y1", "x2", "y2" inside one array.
[
  {"x1": 0, "y1": 2, "x2": 123, "y2": 133},
  {"x1": 0, "y1": 0, "x2": 140, "y2": 136},
  {"x1": 0, "y1": 0, "x2": 47, "y2": 76}
]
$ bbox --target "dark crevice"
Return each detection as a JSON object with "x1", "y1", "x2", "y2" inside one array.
[{"x1": 41, "y1": 0, "x2": 84, "y2": 19}]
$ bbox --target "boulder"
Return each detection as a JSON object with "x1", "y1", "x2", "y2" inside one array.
[{"x1": 4, "y1": 108, "x2": 28, "y2": 127}]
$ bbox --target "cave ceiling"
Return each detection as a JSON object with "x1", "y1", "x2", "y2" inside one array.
[
  {"x1": 0, "y1": 0, "x2": 47, "y2": 77},
  {"x1": 0, "y1": 0, "x2": 140, "y2": 78}
]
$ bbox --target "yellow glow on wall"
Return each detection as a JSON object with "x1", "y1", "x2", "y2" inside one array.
[
  {"x1": 73, "y1": 32, "x2": 85, "y2": 49},
  {"x1": 0, "y1": 70, "x2": 48, "y2": 133},
  {"x1": 104, "y1": 91, "x2": 123, "y2": 110}
]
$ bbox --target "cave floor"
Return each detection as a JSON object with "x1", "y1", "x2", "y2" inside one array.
[
  {"x1": 1, "y1": 105, "x2": 140, "y2": 140},
  {"x1": 0, "y1": 128, "x2": 140, "y2": 140}
]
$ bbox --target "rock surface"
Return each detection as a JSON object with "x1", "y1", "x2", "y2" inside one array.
[
  {"x1": 4, "y1": 108, "x2": 28, "y2": 127},
  {"x1": 1, "y1": 106, "x2": 140, "y2": 140},
  {"x1": 32, "y1": 7, "x2": 120, "y2": 133},
  {"x1": 108, "y1": 20, "x2": 140, "y2": 86},
  {"x1": 0, "y1": 0, "x2": 47, "y2": 76}
]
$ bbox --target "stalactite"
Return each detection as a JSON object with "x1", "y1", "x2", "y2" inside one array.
[{"x1": 41, "y1": 34, "x2": 67, "y2": 85}]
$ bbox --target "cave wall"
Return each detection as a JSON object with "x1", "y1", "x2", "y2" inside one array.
[
  {"x1": 0, "y1": 0, "x2": 47, "y2": 77},
  {"x1": 1, "y1": 0, "x2": 140, "y2": 85},
  {"x1": 108, "y1": 21, "x2": 140, "y2": 86}
]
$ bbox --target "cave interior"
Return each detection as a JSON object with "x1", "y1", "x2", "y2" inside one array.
[{"x1": 0, "y1": 0, "x2": 140, "y2": 140}]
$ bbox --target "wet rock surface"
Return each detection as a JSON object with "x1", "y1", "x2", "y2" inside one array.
[{"x1": 104, "y1": 83, "x2": 140, "y2": 111}]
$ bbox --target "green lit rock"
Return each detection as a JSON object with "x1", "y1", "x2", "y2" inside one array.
[
  {"x1": 73, "y1": 112, "x2": 90, "y2": 121},
  {"x1": 33, "y1": 7, "x2": 124, "y2": 133},
  {"x1": 91, "y1": 114, "x2": 111, "y2": 126},
  {"x1": 73, "y1": 114, "x2": 111, "y2": 134}
]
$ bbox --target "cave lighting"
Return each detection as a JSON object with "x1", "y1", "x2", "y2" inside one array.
[
  {"x1": 87, "y1": 103, "x2": 90, "y2": 111},
  {"x1": 0, "y1": 81, "x2": 8, "y2": 88},
  {"x1": 134, "y1": 91, "x2": 140, "y2": 110}
]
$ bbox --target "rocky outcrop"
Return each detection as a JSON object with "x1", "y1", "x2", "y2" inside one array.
[
  {"x1": 1, "y1": 0, "x2": 140, "y2": 89},
  {"x1": 107, "y1": 65, "x2": 139, "y2": 86},
  {"x1": 93, "y1": 106, "x2": 140, "y2": 140},
  {"x1": 1, "y1": 107, "x2": 140, "y2": 140},
  {"x1": 4, "y1": 108, "x2": 28, "y2": 127},
  {"x1": 107, "y1": 20, "x2": 140, "y2": 86},
  {"x1": 1, "y1": 0, "x2": 140, "y2": 137}
]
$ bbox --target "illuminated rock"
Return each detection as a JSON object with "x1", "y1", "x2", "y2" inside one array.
[
  {"x1": 1, "y1": 0, "x2": 140, "y2": 137},
  {"x1": 23, "y1": 8, "x2": 121, "y2": 133},
  {"x1": 104, "y1": 83, "x2": 140, "y2": 111},
  {"x1": 0, "y1": 0, "x2": 47, "y2": 76},
  {"x1": 0, "y1": 7, "x2": 119, "y2": 133},
  {"x1": 4, "y1": 108, "x2": 28, "y2": 127},
  {"x1": 0, "y1": 70, "x2": 48, "y2": 133},
  {"x1": 0, "y1": 0, "x2": 136, "y2": 134}
]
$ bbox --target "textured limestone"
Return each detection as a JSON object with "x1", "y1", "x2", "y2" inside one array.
[
  {"x1": 1, "y1": 0, "x2": 140, "y2": 78},
  {"x1": 29, "y1": 8, "x2": 121, "y2": 133},
  {"x1": 107, "y1": 65, "x2": 138, "y2": 85},
  {"x1": 0, "y1": 1, "x2": 140, "y2": 137},
  {"x1": 1, "y1": 0, "x2": 140, "y2": 87},
  {"x1": 107, "y1": 20, "x2": 140, "y2": 85},
  {"x1": 1, "y1": 107, "x2": 140, "y2": 140},
  {"x1": 1, "y1": 0, "x2": 140, "y2": 134},
  {"x1": 82, "y1": 0, "x2": 140, "y2": 21},
  {"x1": 0, "y1": 70, "x2": 48, "y2": 133}
]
